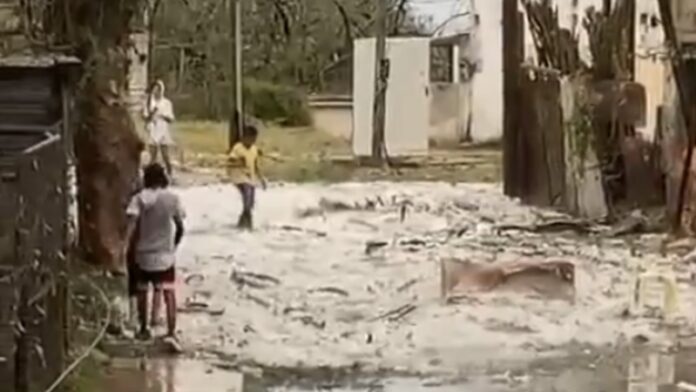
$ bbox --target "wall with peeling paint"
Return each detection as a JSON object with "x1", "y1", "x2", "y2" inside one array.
[{"x1": 0, "y1": 0, "x2": 26, "y2": 54}]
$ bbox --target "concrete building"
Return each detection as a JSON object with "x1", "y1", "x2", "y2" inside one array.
[{"x1": 310, "y1": 36, "x2": 472, "y2": 150}]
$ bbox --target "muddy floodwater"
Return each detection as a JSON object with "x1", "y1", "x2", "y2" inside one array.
[
  {"x1": 99, "y1": 348, "x2": 696, "y2": 391},
  {"x1": 99, "y1": 182, "x2": 696, "y2": 391}
]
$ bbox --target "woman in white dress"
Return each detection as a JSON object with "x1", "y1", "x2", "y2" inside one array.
[{"x1": 143, "y1": 80, "x2": 175, "y2": 175}]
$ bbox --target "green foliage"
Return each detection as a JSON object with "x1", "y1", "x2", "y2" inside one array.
[
  {"x1": 170, "y1": 80, "x2": 311, "y2": 126},
  {"x1": 244, "y1": 79, "x2": 312, "y2": 126},
  {"x1": 151, "y1": 0, "x2": 426, "y2": 121}
]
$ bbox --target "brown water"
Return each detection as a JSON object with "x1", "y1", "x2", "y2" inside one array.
[{"x1": 98, "y1": 348, "x2": 696, "y2": 392}]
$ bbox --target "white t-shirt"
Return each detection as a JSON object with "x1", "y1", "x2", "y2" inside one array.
[{"x1": 127, "y1": 188, "x2": 185, "y2": 271}]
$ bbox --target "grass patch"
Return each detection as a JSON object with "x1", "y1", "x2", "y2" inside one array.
[
  {"x1": 175, "y1": 121, "x2": 352, "y2": 182},
  {"x1": 173, "y1": 121, "x2": 502, "y2": 183}
]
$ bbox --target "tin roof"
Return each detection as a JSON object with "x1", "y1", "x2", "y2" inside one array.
[{"x1": 0, "y1": 54, "x2": 80, "y2": 68}]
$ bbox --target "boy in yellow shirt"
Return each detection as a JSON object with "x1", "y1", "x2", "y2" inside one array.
[{"x1": 228, "y1": 125, "x2": 266, "y2": 229}]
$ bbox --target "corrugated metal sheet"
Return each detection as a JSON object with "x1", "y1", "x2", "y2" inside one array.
[
  {"x1": 0, "y1": 70, "x2": 58, "y2": 127},
  {"x1": 0, "y1": 56, "x2": 78, "y2": 392}
]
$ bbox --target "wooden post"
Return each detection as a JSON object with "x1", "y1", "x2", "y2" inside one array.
[
  {"x1": 658, "y1": 0, "x2": 696, "y2": 232},
  {"x1": 371, "y1": 0, "x2": 388, "y2": 163},
  {"x1": 228, "y1": 0, "x2": 243, "y2": 150},
  {"x1": 502, "y1": 0, "x2": 521, "y2": 196}
]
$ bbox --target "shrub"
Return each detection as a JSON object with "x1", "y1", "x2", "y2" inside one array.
[
  {"x1": 170, "y1": 79, "x2": 312, "y2": 127},
  {"x1": 243, "y1": 79, "x2": 312, "y2": 126}
]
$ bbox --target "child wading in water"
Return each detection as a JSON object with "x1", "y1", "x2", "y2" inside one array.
[
  {"x1": 125, "y1": 163, "x2": 185, "y2": 340},
  {"x1": 228, "y1": 125, "x2": 266, "y2": 230}
]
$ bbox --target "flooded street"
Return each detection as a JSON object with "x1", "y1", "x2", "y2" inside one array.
[
  {"x1": 98, "y1": 348, "x2": 696, "y2": 391},
  {"x1": 100, "y1": 182, "x2": 696, "y2": 391}
]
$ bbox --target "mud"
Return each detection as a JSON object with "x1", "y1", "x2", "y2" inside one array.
[{"x1": 96, "y1": 348, "x2": 696, "y2": 391}]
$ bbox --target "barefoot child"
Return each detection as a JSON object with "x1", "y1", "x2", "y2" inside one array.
[
  {"x1": 125, "y1": 163, "x2": 185, "y2": 340},
  {"x1": 228, "y1": 125, "x2": 266, "y2": 230}
]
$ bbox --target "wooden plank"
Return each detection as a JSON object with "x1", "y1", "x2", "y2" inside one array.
[
  {"x1": 502, "y1": 0, "x2": 522, "y2": 197},
  {"x1": 560, "y1": 78, "x2": 608, "y2": 220},
  {"x1": 0, "y1": 274, "x2": 16, "y2": 390}
]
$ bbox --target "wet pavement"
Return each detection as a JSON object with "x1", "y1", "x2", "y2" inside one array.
[{"x1": 97, "y1": 347, "x2": 696, "y2": 392}]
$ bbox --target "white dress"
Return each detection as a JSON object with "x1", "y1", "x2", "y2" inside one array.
[{"x1": 143, "y1": 97, "x2": 175, "y2": 146}]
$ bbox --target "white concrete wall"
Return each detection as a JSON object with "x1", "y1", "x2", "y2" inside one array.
[
  {"x1": 312, "y1": 82, "x2": 471, "y2": 145},
  {"x1": 634, "y1": 0, "x2": 668, "y2": 141},
  {"x1": 430, "y1": 82, "x2": 471, "y2": 144},
  {"x1": 310, "y1": 102, "x2": 353, "y2": 141},
  {"x1": 352, "y1": 38, "x2": 430, "y2": 157},
  {"x1": 470, "y1": 0, "x2": 503, "y2": 142}
]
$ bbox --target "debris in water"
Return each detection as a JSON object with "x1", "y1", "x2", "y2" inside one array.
[
  {"x1": 278, "y1": 225, "x2": 327, "y2": 237},
  {"x1": 441, "y1": 258, "x2": 575, "y2": 300},
  {"x1": 496, "y1": 219, "x2": 593, "y2": 235},
  {"x1": 365, "y1": 241, "x2": 389, "y2": 255},
  {"x1": 372, "y1": 303, "x2": 417, "y2": 322},
  {"x1": 244, "y1": 293, "x2": 272, "y2": 309},
  {"x1": 231, "y1": 270, "x2": 281, "y2": 289},
  {"x1": 309, "y1": 286, "x2": 350, "y2": 297},
  {"x1": 185, "y1": 274, "x2": 205, "y2": 285},
  {"x1": 396, "y1": 278, "x2": 420, "y2": 293},
  {"x1": 295, "y1": 315, "x2": 326, "y2": 330}
]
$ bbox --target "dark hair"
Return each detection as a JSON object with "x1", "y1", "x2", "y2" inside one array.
[
  {"x1": 243, "y1": 125, "x2": 259, "y2": 140},
  {"x1": 143, "y1": 163, "x2": 169, "y2": 189}
]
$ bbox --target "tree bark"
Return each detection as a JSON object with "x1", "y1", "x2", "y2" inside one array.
[{"x1": 49, "y1": 0, "x2": 147, "y2": 270}]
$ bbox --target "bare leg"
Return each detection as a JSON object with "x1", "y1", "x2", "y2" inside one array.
[
  {"x1": 129, "y1": 296, "x2": 138, "y2": 326},
  {"x1": 161, "y1": 145, "x2": 173, "y2": 175},
  {"x1": 136, "y1": 289, "x2": 150, "y2": 339},
  {"x1": 151, "y1": 289, "x2": 163, "y2": 327},
  {"x1": 149, "y1": 145, "x2": 159, "y2": 164},
  {"x1": 164, "y1": 289, "x2": 177, "y2": 337}
]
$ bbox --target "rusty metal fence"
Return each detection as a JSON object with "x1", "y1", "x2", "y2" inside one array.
[
  {"x1": 0, "y1": 133, "x2": 70, "y2": 392},
  {"x1": 509, "y1": 67, "x2": 566, "y2": 208}
]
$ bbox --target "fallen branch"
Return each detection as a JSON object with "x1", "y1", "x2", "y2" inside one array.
[
  {"x1": 244, "y1": 293, "x2": 272, "y2": 309},
  {"x1": 278, "y1": 225, "x2": 327, "y2": 237},
  {"x1": 496, "y1": 219, "x2": 594, "y2": 235},
  {"x1": 371, "y1": 303, "x2": 417, "y2": 322},
  {"x1": 396, "y1": 278, "x2": 419, "y2": 293},
  {"x1": 365, "y1": 240, "x2": 389, "y2": 255},
  {"x1": 231, "y1": 270, "x2": 281, "y2": 289},
  {"x1": 309, "y1": 286, "x2": 350, "y2": 297}
]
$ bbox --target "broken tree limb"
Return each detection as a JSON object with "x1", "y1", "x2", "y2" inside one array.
[
  {"x1": 371, "y1": 303, "x2": 417, "y2": 322},
  {"x1": 396, "y1": 278, "x2": 419, "y2": 293},
  {"x1": 496, "y1": 219, "x2": 594, "y2": 235},
  {"x1": 365, "y1": 240, "x2": 389, "y2": 255},
  {"x1": 231, "y1": 270, "x2": 281, "y2": 289},
  {"x1": 309, "y1": 286, "x2": 349, "y2": 297}
]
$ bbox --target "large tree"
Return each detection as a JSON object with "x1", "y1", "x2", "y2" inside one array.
[{"x1": 19, "y1": 0, "x2": 148, "y2": 270}]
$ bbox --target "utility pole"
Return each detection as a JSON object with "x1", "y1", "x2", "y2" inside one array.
[
  {"x1": 229, "y1": 0, "x2": 244, "y2": 150},
  {"x1": 371, "y1": 0, "x2": 388, "y2": 163}
]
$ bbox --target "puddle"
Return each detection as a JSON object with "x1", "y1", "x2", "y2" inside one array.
[
  {"x1": 100, "y1": 358, "x2": 244, "y2": 392},
  {"x1": 96, "y1": 348, "x2": 696, "y2": 392}
]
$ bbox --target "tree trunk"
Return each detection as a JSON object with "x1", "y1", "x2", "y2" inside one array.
[{"x1": 49, "y1": 0, "x2": 147, "y2": 270}]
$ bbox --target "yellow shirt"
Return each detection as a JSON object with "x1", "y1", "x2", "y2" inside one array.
[{"x1": 228, "y1": 142, "x2": 259, "y2": 184}]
